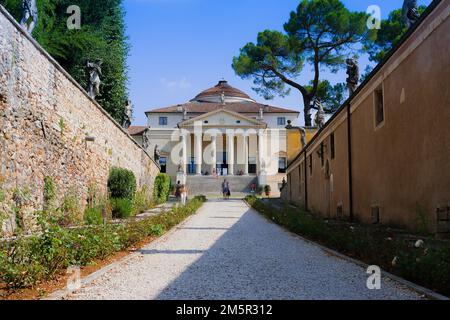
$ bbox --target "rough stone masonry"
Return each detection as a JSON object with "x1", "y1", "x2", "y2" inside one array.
[{"x1": 0, "y1": 6, "x2": 159, "y2": 235}]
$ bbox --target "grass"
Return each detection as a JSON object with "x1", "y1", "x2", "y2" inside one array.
[{"x1": 245, "y1": 195, "x2": 450, "y2": 297}]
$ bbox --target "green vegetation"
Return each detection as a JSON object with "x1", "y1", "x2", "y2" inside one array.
[
  {"x1": 245, "y1": 195, "x2": 450, "y2": 296},
  {"x1": 363, "y1": 6, "x2": 427, "y2": 63},
  {"x1": 0, "y1": 0, "x2": 130, "y2": 123},
  {"x1": 0, "y1": 196, "x2": 206, "y2": 289},
  {"x1": 43, "y1": 176, "x2": 57, "y2": 212},
  {"x1": 232, "y1": 0, "x2": 369, "y2": 126},
  {"x1": 107, "y1": 167, "x2": 136, "y2": 200},
  {"x1": 153, "y1": 173, "x2": 171, "y2": 204},
  {"x1": 111, "y1": 198, "x2": 133, "y2": 219},
  {"x1": 132, "y1": 186, "x2": 153, "y2": 215}
]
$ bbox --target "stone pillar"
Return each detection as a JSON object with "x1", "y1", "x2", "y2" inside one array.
[
  {"x1": 195, "y1": 133, "x2": 202, "y2": 175},
  {"x1": 243, "y1": 134, "x2": 249, "y2": 176},
  {"x1": 211, "y1": 134, "x2": 217, "y2": 174},
  {"x1": 181, "y1": 132, "x2": 188, "y2": 174},
  {"x1": 258, "y1": 130, "x2": 265, "y2": 174},
  {"x1": 227, "y1": 133, "x2": 235, "y2": 176}
]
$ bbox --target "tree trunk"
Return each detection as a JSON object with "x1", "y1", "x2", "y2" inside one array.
[{"x1": 303, "y1": 96, "x2": 312, "y2": 127}]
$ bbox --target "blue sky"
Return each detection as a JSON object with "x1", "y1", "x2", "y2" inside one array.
[{"x1": 124, "y1": 0, "x2": 432, "y2": 126}]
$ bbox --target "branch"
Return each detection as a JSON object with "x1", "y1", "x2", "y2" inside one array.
[{"x1": 266, "y1": 65, "x2": 308, "y2": 97}]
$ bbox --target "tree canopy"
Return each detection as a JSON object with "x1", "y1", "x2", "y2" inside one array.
[
  {"x1": 363, "y1": 6, "x2": 427, "y2": 63},
  {"x1": 232, "y1": 0, "x2": 369, "y2": 126},
  {"x1": 0, "y1": 0, "x2": 129, "y2": 123}
]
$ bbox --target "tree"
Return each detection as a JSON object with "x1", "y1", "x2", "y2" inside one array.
[
  {"x1": 232, "y1": 0, "x2": 368, "y2": 126},
  {"x1": 306, "y1": 80, "x2": 347, "y2": 113},
  {"x1": 0, "y1": 0, "x2": 129, "y2": 123},
  {"x1": 363, "y1": 6, "x2": 427, "y2": 63}
]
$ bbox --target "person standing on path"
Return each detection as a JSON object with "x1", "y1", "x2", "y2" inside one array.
[
  {"x1": 175, "y1": 181, "x2": 182, "y2": 200},
  {"x1": 180, "y1": 184, "x2": 188, "y2": 206},
  {"x1": 222, "y1": 179, "x2": 231, "y2": 200}
]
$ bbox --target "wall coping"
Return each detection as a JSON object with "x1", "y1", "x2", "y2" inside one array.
[{"x1": 0, "y1": 4, "x2": 160, "y2": 169}]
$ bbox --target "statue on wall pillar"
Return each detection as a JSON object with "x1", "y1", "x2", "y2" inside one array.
[
  {"x1": 346, "y1": 58, "x2": 360, "y2": 96},
  {"x1": 20, "y1": 0, "x2": 38, "y2": 34},
  {"x1": 402, "y1": 0, "x2": 420, "y2": 28},
  {"x1": 300, "y1": 127, "x2": 307, "y2": 148},
  {"x1": 123, "y1": 100, "x2": 132, "y2": 129},
  {"x1": 86, "y1": 59, "x2": 103, "y2": 100},
  {"x1": 154, "y1": 145, "x2": 161, "y2": 162},
  {"x1": 142, "y1": 130, "x2": 150, "y2": 150},
  {"x1": 313, "y1": 99, "x2": 325, "y2": 129}
]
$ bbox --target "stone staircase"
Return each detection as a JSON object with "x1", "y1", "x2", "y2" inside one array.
[{"x1": 186, "y1": 175, "x2": 257, "y2": 196}]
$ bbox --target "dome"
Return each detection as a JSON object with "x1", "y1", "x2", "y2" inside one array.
[{"x1": 192, "y1": 80, "x2": 255, "y2": 103}]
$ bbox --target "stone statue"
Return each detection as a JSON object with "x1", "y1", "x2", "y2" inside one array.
[
  {"x1": 346, "y1": 58, "x2": 360, "y2": 96},
  {"x1": 123, "y1": 100, "x2": 132, "y2": 129},
  {"x1": 402, "y1": 0, "x2": 420, "y2": 28},
  {"x1": 154, "y1": 145, "x2": 161, "y2": 162},
  {"x1": 314, "y1": 99, "x2": 325, "y2": 129},
  {"x1": 142, "y1": 130, "x2": 150, "y2": 150},
  {"x1": 220, "y1": 91, "x2": 225, "y2": 105},
  {"x1": 300, "y1": 127, "x2": 307, "y2": 147},
  {"x1": 86, "y1": 59, "x2": 103, "y2": 99},
  {"x1": 20, "y1": 0, "x2": 38, "y2": 34}
]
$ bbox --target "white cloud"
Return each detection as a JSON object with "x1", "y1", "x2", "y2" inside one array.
[{"x1": 160, "y1": 77, "x2": 192, "y2": 90}]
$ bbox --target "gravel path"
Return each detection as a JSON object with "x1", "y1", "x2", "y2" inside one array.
[{"x1": 52, "y1": 200, "x2": 423, "y2": 300}]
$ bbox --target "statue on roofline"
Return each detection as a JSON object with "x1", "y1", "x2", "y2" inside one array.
[
  {"x1": 313, "y1": 99, "x2": 325, "y2": 130},
  {"x1": 402, "y1": 0, "x2": 420, "y2": 28},
  {"x1": 123, "y1": 100, "x2": 132, "y2": 129},
  {"x1": 346, "y1": 58, "x2": 360, "y2": 96},
  {"x1": 86, "y1": 59, "x2": 103, "y2": 100},
  {"x1": 154, "y1": 145, "x2": 161, "y2": 163},
  {"x1": 20, "y1": 0, "x2": 38, "y2": 34}
]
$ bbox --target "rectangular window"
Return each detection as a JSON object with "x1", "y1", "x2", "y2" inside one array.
[
  {"x1": 159, "y1": 157, "x2": 167, "y2": 173},
  {"x1": 278, "y1": 157, "x2": 287, "y2": 173},
  {"x1": 330, "y1": 133, "x2": 335, "y2": 160},
  {"x1": 159, "y1": 117, "x2": 168, "y2": 126},
  {"x1": 374, "y1": 87, "x2": 384, "y2": 127},
  {"x1": 277, "y1": 117, "x2": 286, "y2": 126}
]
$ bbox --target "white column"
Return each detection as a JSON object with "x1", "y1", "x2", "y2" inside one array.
[
  {"x1": 243, "y1": 134, "x2": 249, "y2": 176},
  {"x1": 181, "y1": 133, "x2": 188, "y2": 174},
  {"x1": 195, "y1": 133, "x2": 202, "y2": 175},
  {"x1": 211, "y1": 134, "x2": 217, "y2": 174},
  {"x1": 227, "y1": 133, "x2": 235, "y2": 176},
  {"x1": 258, "y1": 130, "x2": 265, "y2": 174}
]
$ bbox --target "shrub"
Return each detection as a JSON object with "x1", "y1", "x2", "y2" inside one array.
[
  {"x1": 59, "y1": 189, "x2": 82, "y2": 226},
  {"x1": 108, "y1": 167, "x2": 136, "y2": 200},
  {"x1": 264, "y1": 185, "x2": 271, "y2": 194},
  {"x1": 194, "y1": 195, "x2": 207, "y2": 203},
  {"x1": 111, "y1": 198, "x2": 133, "y2": 219},
  {"x1": 153, "y1": 173, "x2": 171, "y2": 204}
]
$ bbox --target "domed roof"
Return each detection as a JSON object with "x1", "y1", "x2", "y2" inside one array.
[{"x1": 192, "y1": 80, "x2": 255, "y2": 103}]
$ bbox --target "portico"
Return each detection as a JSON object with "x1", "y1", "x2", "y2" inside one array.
[{"x1": 178, "y1": 108, "x2": 267, "y2": 177}]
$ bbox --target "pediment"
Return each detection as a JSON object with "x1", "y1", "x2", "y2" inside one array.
[{"x1": 178, "y1": 108, "x2": 266, "y2": 128}]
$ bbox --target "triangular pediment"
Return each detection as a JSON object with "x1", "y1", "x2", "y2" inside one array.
[{"x1": 178, "y1": 108, "x2": 266, "y2": 128}]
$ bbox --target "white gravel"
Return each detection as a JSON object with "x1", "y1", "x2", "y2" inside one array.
[{"x1": 52, "y1": 199, "x2": 423, "y2": 300}]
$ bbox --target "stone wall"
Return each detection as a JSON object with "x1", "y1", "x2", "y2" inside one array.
[{"x1": 0, "y1": 6, "x2": 159, "y2": 235}]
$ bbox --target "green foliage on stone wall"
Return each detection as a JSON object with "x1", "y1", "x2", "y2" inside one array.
[
  {"x1": 0, "y1": 0, "x2": 130, "y2": 123},
  {"x1": 107, "y1": 167, "x2": 137, "y2": 200},
  {"x1": 153, "y1": 173, "x2": 171, "y2": 204},
  {"x1": 43, "y1": 176, "x2": 56, "y2": 212}
]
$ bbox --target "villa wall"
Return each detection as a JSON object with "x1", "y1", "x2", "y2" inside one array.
[
  {"x1": 0, "y1": 6, "x2": 159, "y2": 235},
  {"x1": 283, "y1": 1, "x2": 450, "y2": 233}
]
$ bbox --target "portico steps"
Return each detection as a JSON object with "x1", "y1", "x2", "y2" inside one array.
[{"x1": 185, "y1": 175, "x2": 257, "y2": 196}]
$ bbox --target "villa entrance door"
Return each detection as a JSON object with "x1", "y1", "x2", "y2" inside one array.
[{"x1": 217, "y1": 152, "x2": 229, "y2": 176}]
